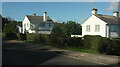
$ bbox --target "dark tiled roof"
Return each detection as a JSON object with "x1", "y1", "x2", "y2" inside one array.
[
  {"x1": 95, "y1": 14, "x2": 120, "y2": 24},
  {"x1": 26, "y1": 15, "x2": 53, "y2": 23}
]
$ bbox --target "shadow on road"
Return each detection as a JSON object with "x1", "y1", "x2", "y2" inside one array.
[{"x1": 2, "y1": 40, "x2": 61, "y2": 66}]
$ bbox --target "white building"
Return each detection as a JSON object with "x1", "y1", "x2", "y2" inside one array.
[
  {"x1": 22, "y1": 12, "x2": 54, "y2": 34},
  {"x1": 82, "y1": 8, "x2": 120, "y2": 38},
  {"x1": 17, "y1": 22, "x2": 22, "y2": 33}
]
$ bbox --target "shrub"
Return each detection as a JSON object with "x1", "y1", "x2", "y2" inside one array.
[
  {"x1": 67, "y1": 37, "x2": 83, "y2": 46},
  {"x1": 27, "y1": 33, "x2": 50, "y2": 43},
  {"x1": 27, "y1": 33, "x2": 40, "y2": 42},
  {"x1": 16, "y1": 33, "x2": 26, "y2": 40},
  {"x1": 83, "y1": 35, "x2": 102, "y2": 51},
  {"x1": 40, "y1": 34, "x2": 50, "y2": 43},
  {"x1": 98, "y1": 37, "x2": 111, "y2": 54},
  {"x1": 108, "y1": 39, "x2": 120, "y2": 55},
  {"x1": 49, "y1": 36, "x2": 65, "y2": 47},
  {"x1": 3, "y1": 22, "x2": 18, "y2": 33},
  {"x1": 5, "y1": 33, "x2": 18, "y2": 40},
  {"x1": 16, "y1": 33, "x2": 21, "y2": 40},
  {"x1": 2, "y1": 32, "x2": 6, "y2": 38}
]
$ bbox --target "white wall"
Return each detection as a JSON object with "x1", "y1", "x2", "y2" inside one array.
[
  {"x1": 38, "y1": 31, "x2": 51, "y2": 34},
  {"x1": 22, "y1": 16, "x2": 30, "y2": 33},
  {"x1": 71, "y1": 35, "x2": 82, "y2": 37},
  {"x1": 82, "y1": 15, "x2": 107, "y2": 37},
  {"x1": 22, "y1": 15, "x2": 54, "y2": 34}
]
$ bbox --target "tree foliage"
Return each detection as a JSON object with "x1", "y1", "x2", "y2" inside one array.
[
  {"x1": 3, "y1": 22, "x2": 18, "y2": 33},
  {"x1": 63, "y1": 21, "x2": 82, "y2": 36},
  {"x1": 2, "y1": 17, "x2": 17, "y2": 30},
  {"x1": 51, "y1": 22, "x2": 65, "y2": 36}
]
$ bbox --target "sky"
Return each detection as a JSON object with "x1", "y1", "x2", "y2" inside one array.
[{"x1": 1, "y1": 1, "x2": 119, "y2": 23}]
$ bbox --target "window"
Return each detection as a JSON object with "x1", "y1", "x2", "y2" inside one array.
[
  {"x1": 40, "y1": 23, "x2": 45, "y2": 27},
  {"x1": 95, "y1": 25, "x2": 100, "y2": 32},
  {"x1": 86, "y1": 25, "x2": 90, "y2": 32},
  {"x1": 49, "y1": 23, "x2": 51, "y2": 27},
  {"x1": 27, "y1": 23, "x2": 29, "y2": 27}
]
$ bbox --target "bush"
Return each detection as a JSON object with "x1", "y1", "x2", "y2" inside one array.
[
  {"x1": 2, "y1": 32, "x2": 6, "y2": 38},
  {"x1": 83, "y1": 35, "x2": 102, "y2": 51},
  {"x1": 67, "y1": 37, "x2": 83, "y2": 46},
  {"x1": 98, "y1": 37, "x2": 111, "y2": 54},
  {"x1": 3, "y1": 22, "x2": 18, "y2": 33},
  {"x1": 49, "y1": 36, "x2": 65, "y2": 47},
  {"x1": 27, "y1": 33, "x2": 40, "y2": 42},
  {"x1": 5, "y1": 33, "x2": 18, "y2": 40},
  {"x1": 27, "y1": 33, "x2": 50, "y2": 43},
  {"x1": 16, "y1": 33, "x2": 26, "y2": 40},
  {"x1": 108, "y1": 39, "x2": 120, "y2": 55}
]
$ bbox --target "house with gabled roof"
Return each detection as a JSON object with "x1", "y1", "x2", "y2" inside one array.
[
  {"x1": 22, "y1": 12, "x2": 54, "y2": 34},
  {"x1": 82, "y1": 8, "x2": 120, "y2": 38}
]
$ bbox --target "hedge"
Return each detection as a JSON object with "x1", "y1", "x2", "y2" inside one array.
[
  {"x1": 108, "y1": 39, "x2": 120, "y2": 55},
  {"x1": 98, "y1": 37, "x2": 111, "y2": 54},
  {"x1": 83, "y1": 35, "x2": 102, "y2": 51},
  {"x1": 4, "y1": 33, "x2": 18, "y2": 40},
  {"x1": 16, "y1": 33, "x2": 26, "y2": 40},
  {"x1": 83, "y1": 35, "x2": 120, "y2": 55},
  {"x1": 67, "y1": 37, "x2": 83, "y2": 46},
  {"x1": 27, "y1": 33, "x2": 50, "y2": 43}
]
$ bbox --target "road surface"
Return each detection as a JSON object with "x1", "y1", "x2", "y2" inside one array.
[{"x1": 2, "y1": 40, "x2": 102, "y2": 66}]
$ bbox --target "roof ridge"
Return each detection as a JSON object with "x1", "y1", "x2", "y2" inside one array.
[{"x1": 95, "y1": 14, "x2": 120, "y2": 18}]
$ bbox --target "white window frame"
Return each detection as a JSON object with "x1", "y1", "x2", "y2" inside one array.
[
  {"x1": 86, "y1": 25, "x2": 90, "y2": 32},
  {"x1": 95, "y1": 25, "x2": 100, "y2": 32}
]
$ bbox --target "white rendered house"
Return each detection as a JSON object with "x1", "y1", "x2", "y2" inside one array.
[
  {"x1": 22, "y1": 12, "x2": 54, "y2": 34},
  {"x1": 82, "y1": 8, "x2": 120, "y2": 38}
]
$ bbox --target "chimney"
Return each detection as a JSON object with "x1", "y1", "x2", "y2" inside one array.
[
  {"x1": 33, "y1": 14, "x2": 36, "y2": 16},
  {"x1": 43, "y1": 12, "x2": 47, "y2": 21},
  {"x1": 92, "y1": 8, "x2": 97, "y2": 15},
  {"x1": 113, "y1": 11, "x2": 119, "y2": 17}
]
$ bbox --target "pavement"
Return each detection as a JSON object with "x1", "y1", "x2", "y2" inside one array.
[{"x1": 3, "y1": 40, "x2": 120, "y2": 66}]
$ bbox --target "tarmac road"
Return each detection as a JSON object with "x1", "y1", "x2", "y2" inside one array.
[{"x1": 2, "y1": 40, "x2": 103, "y2": 66}]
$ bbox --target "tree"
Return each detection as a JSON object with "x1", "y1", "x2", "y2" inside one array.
[
  {"x1": 3, "y1": 22, "x2": 18, "y2": 33},
  {"x1": 63, "y1": 21, "x2": 82, "y2": 36},
  {"x1": 51, "y1": 22, "x2": 65, "y2": 36},
  {"x1": 2, "y1": 17, "x2": 17, "y2": 31}
]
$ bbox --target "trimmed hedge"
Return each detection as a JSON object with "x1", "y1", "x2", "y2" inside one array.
[
  {"x1": 67, "y1": 37, "x2": 83, "y2": 46},
  {"x1": 27, "y1": 33, "x2": 50, "y2": 43},
  {"x1": 83, "y1": 35, "x2": 102, "y2": 51},
  {"x1": 83, "y1": 35, "x2": 120, "y2": 55},
  {"x1": 5, "y1": 33, "x2": 18, "y2": 40},
  {"x1": 108, "y1": 39, "x2": 120, "y2": 55},
  {"x1": 2, "y1": 32, "x2": 6, "y2": 38},
  {"x1": 16, "y1": 33, "x2": 26, "y2": 40},
  {"x1": 2, "y1": 32, "x2": 26, "y2": 40},
  {"x1": 98, "y1": 37, "x2": 111, "y2": 54}
]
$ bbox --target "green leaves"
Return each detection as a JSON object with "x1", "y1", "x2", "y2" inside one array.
[
  {"x1": 63, "y1": 21, "x2": 82, "y2": 36},
  {"x1": 3, "y1": 22, "x2": 18, "y2": 33}
]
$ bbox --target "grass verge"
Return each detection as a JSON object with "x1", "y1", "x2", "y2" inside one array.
[
  {"x1": 59, "y1": 46, "x2": 98, "y2": 53},
  {"x1": 25, "y1": 41, "x2": 98, "y2": 54}
]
